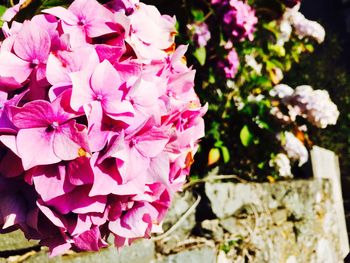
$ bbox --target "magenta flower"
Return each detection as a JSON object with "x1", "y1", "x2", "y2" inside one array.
[
  {"x1": 0, "y1": 0, "x2": 206, "y2": 255},
  {"x1": 10, "y1": 98, "x2": 89, "y2": 170}
]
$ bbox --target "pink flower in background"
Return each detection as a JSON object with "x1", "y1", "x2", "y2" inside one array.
[
  {"x1": 187, "y1": 22, "x2": 211, "y2": 47},
  {"x1": 218, "y1": 48, "x2": 240, "y2": 78},
  {"x1": 0, "y1": 0, "x2": 206, "y2": 256},
  {"x1": 213, "y1": 0, "x2": 258, "y2": 41}
]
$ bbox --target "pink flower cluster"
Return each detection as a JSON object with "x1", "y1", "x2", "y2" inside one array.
[
  {"x1": 212, "y1": 0, "x2": 258, "y2": 41},
  {"x1": 0, "y1": 0, "x2": 205, "y2": 256},
  {"x1": 218, "y1": 48, "x2": 240, "y2": 78},
  {"x1": 187, "y1": 22, "x2": 211, "y2": 48}
]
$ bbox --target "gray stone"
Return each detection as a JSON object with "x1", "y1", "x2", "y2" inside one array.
[
  {"x1": 311, "y1": 146, "x2": 350, "y2": 258},
  {"x1": 204, "y1": 179, "x2": 343, "y2": 263},
  {"x1": 205, "y1": 183, "x2": 261, "y2": 218},
  {"x1": 155, "y1": 246, "x2": 216, "y2": 263},
  {"x1": 201, "y1": 220, "x2": 224, "y2": 241},
  {"x1": 219, "y1": 217, "x2": 253, "y2": 237},
  {"x1": 271, "y1": 209, "x2": 288, "y2": 226},
  {"x1": 24, "y1": 239, "x2": 154, "y2": 263}
]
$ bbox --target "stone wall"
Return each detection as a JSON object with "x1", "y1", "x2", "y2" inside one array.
[{"x1": 0, "y1": 179, "x2": 345, "y2": 262}]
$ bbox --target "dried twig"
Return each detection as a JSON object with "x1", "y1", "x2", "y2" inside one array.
[
  {"x1": 183, "y1": 174, "x2": 248, "y2": 190},
  {"x1": 152, "y1": 195, "x2": 201, "y2": 241}
]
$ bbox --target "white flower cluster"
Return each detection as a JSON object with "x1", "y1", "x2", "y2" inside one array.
[
  {"x1": 244, "y1": 54, "x2": 262, "y2": 75},
  {"x1": 270, "y1": 84, "x2": 339, "y2": 129},
  {"x1": 269, "y1": 84, "x2": 294, "y2": 99},
  {"x1": 282, "y1": 132, "x2": 309, "y2": 166},
  {"x1": 290, "y1": 85, "x2": 339, "y2": 128},
  {"x1": 278, "y1": 4, "x2": 325, "y2": 45},
  {"x1": 269, "y1": 153, "x2": 293, "y2": 177}
]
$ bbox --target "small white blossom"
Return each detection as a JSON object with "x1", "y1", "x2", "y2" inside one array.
[
  {"x1": 282, "y1": 4, "x2": 326, "y2": 44},
  {"x1": 270, "y1": 84, "x2": 294, "y2": 99},
  {"x1": 277, "y1": 20, "x2": 293, "y2": 46},
  {"x1": 247, "y1": 94, "x2": 265, "y2": 103},
  {"x1": 282, "y1": 132, "x2": 308, "y2": 166},
  {"x1": 244, "y1": 54, "x2": 262, "y2": 75},
  {"x1": 269, "y1": 153, "x2": 293, "y2": 177}
]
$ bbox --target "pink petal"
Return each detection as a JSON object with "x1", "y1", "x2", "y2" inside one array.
[
  {"x1": 129, "y1": 77, "x2": 159, "y2": 107},
  {"x1": 46, "y1": 47, "x2": 99, "y2": 86},
  {"x1": 37, "y1": 201, "x2": 66, "y2": 228},
  {"x1": 46, "y1": 186, "x2": 106, "y2": 214},
  {"x1": 70, "y1": 71, "x2": 94, "y2": 111},
  {"x1": 89, "y1": 154, "x2": 144, "y2": 196},
  {"x1": 61, "y1": 25, "x2": 88, "y2": 48},
  {"x1": 13, "y1": 21, "x2": 51, "y2": 63},
  {"x1": 0, "y1": 51, "x2": 32, "y2": 84},
  {"x1": 84, "y1": 102, "x2": 110, "y2": 152},
  {"x1": 69, "y1": 214, "x2": 92, "y2": 236},
  {"x1": 73, "y1": 226, "x2": 107, "y2": 252},
  {"x1": 67, "y1": 157, "x2": 94, "y2": 186},
  {"x1": 91, "y1": 60, "x2": 121, "y2": 96},
  {"x1": 86, "y1": 18, "x2": 114, "y2": 38},
  {"x1": 146, "y1": 154, "x2": 173, "y2": 194},
  {"x1": 119, "y1": 145, "x2": 150, "y2": 182},
  {"x1": 11, "y1": 100, "x2": 54, "y2": 129},
  {"x1": 109, "y1": 202, "x2": 158, "y2": 238},
  {"x1": 135, "y1": 128, "x2": 169, "y2": 158},
  {"x1": 42, "y1": 7, "x2": 78, "y2": 25},
  {"x1": 0, "y1": 135, "x2": 19, "y2": 156},
  {"x1": 53, "y1": 121, "x2": 89, "y2": 161},
  {"x1": 95, "y1": 44, "x2": 124, "y2": 62},
  {"x1": 17, "y1": 128, "x2": 60, "y2": 170},
  {"x1": 32, "y1": 165, "x2": 75, "y2": 202}
]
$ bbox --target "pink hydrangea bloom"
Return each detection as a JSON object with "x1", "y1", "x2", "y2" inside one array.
[
  {"x1": 212, "y1": 0, "x2": 258, "y2": 41},
  {"x1": 0, "y1": 0, "x2": 206, "y2": 256}
]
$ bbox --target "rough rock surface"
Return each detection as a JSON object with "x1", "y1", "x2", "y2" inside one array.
[{"x1": 0, "y1": 179, "x2": 345, "y2": 262}]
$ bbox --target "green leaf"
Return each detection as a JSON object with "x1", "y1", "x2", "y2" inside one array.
[
  {"x1": 191, "y1": 9, "x2": 204, "y2": 22},
  {"x1": 0, "y1": 5, "x2": 7, "y2": 17},
  {"x1": 208, "y1": 71, "x2": 216, "y2": 84},
  {"x1": 0, "y1": 5, "x2": 7, "y2": 28},
  {"x1": 255, "y1": 118, "x2": 271, "y2": 130},
  {"x1": 257, "y1": 162, "x2": 265, "y2": 169},
  {"x1": 240, "y1": 125, "x2": 253, "y2": 147},
  {"x1": 220, "y1": 146, "x2": 230, "y2": 163},
  {"x1": 193, "y1": 47, "x2": 206, "y2": 66}
]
